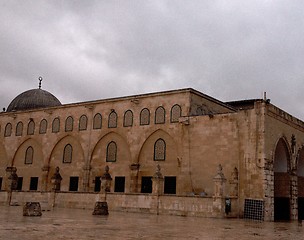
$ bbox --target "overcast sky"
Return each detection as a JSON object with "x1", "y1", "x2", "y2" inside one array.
[{"x1": 1, "y1": 1, "x2": 304, "y2": 118}]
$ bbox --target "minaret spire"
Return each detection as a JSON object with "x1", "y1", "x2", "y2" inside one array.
[{"x1": 38, "y1": 77, "x2": 43, "y2": 89}]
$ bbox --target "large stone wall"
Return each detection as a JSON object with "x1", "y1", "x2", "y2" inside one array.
[{"x1": 2, "y1": 88, "x2": 304, "y2": 221}]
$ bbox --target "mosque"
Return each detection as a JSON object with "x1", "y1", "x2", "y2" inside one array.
[{"x1": 0, "y1": 79, "x2": 304, "y2": 221}]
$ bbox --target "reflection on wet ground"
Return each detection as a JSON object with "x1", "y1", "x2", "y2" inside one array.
[{"x1": 0, "y1": 206, "x2": 302, "y2": 240}]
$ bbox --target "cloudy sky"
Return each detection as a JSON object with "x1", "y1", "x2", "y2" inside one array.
[{"x1": 1, "y1": 1, "x2": 304, "y2": 118}]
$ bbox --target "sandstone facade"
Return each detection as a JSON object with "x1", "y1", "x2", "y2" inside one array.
[{"x1": 0, "y1": 87, "x2": 303, "y2": 221}]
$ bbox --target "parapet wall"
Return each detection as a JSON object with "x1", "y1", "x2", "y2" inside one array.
[{"x1": 0, "y1": 191, "x2": 241, "y2": 218}]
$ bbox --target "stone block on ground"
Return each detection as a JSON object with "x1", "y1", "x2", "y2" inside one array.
[
  {"x1": 92, "y1": 201, "x2": 109, "y2": 215},
  {"x1": 23, "y1": 202, "x2": 42, "y2": 216}
]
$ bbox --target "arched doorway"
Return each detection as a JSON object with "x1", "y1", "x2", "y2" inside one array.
[
  {"x1": 273, "y1": 138, "x2": 291, "y2": 221},
  {"x1": 297, "y1": 148, "x2": 304, "y2": 220}
]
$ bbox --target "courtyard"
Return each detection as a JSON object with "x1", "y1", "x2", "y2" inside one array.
[{"x1": 0, "y1": 205, "x2": 302, "y2": 240}]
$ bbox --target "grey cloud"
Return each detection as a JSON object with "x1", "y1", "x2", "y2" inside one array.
[{"x1": 1, "y1": 1, "x2": 304, "y2": 119}]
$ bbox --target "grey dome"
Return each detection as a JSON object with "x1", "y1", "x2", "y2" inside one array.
[{"x1": 7, "y1": 88, "x2": 62, "y2": 112}]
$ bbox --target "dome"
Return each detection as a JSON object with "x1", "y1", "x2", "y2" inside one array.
[{"x1": 7, "y1": 88, "x2": 62, "y2": 112}]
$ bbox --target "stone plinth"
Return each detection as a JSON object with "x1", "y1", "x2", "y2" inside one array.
[
  {"x1": 23, "y1": 202, "x2": 42, "y2": 216},
  {"x1": 92, "y1": 201, "x2": 109, "y2": 215}
]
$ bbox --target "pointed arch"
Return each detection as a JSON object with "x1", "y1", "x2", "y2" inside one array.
[
  {"x1": 273, "y1": 137, "x2": 291, "y2": 173},
  {"x1": 93, "y1": 113, "x2": 102, "y2": 129},
  {"x1": 90, "y1": 131, "x2": 131, "y2": 192},
  {"x1": 123, "y1": 110, "x2": 133, "y2": 127},
  {"x1": 91, "y1": 132, "x2": 131, "y2": 165},
  {"x1": 48, "y1": 135, "x2": 85, "y2": 166},
  {"x1": 16, "y1": 121, "x2": 23, "y2": 136},
  {"x1": 273, "y1": 136, "x2": 291, "y2": 221},
  {"x1": 39, "y1": 119, "x2": 48, "y2": 134},
  {"x1": 4, "y1": 123, "x2": 12, "y2": 137},
  {"x1": 154, "y1": 138, "x2": 166, "y2": 161},
  {"x1": 170, "y1": 104, "x2": 182, "y2": 123},
  {"x1": 137, "y1": 129, "x2": 177, "y2": 166},
  {"x1": 10, "y1": 138, "x2": 43, "y2": 191},
  {"x1": 10, "y1": 138, "x2": 44, "y2": 190},
  {"x1": 108, "y1": 111, "x2": 117, "y2": 128},
  {"x1": 155, "y1": 106, "x2": 165, "y2": 124},
  {"x1": 27, "y1": 120, "x2": 35, "y2": 135},
  {"x1": 63, "y1": 144, "x2": 73, "y2": 163},
  {"x1": 25, "y1": 146, "x2": 34, "y2": 164},
  {"x1": 52, "y1": 117, "x2": 60, "y2": 133},
  {"x1": 65, "y1": 116, "x2": 74, "y2": 132},
  {"x1": 140, "y1": 108, "x2": 150, "y2": 125},
  {"x1": 106, "y1": 141, "x2": 117, "y2": 162},
  {"x1": 137, "y1": 129, "x2": 178, "y2": 194},
  {"x1": 48, "y1": 135, "x2": 85, "y2": 191},
  {"x1": 12, "y1": 138, "x2": 43, "y2": 167},
  {"x1": 79, "y1": 115, "x2": 88, "y2": 131}
]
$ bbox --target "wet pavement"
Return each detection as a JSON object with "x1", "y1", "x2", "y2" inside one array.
[{"x1": 0, "y1": 206, "x2": 302, "y2": 240}]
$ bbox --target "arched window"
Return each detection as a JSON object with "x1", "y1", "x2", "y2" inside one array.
[
  {"x1": 39, "y1": 119, "x2": 47, "y2": 134},
  {"x1": 108, "y1": 111, "x2": 117, "y2": 128},
  {"x1": 52, "y1": 117, "x2": 60, "y2": 133},
  {"x1": 93, "y1": 113, "x2": 102, "y2": 129},
  {"x1": 123, "y1": 110, "x2": 133, "y2": 127},
  {"x1": 16, "y1": 121, "x2": 23, "y2": 136},
  {"x1": 25, "y1": 146, "x2": 34, "y2": 164},
  {"x1": 170, "y1": 104, "x2": 182, "y2": 123},
  {"x1": 65, "y1": 116, "x2": 73, "y2": 132},
  {"x1": 79, "y1": 115, "x2": 88, "y2": 131},
  {"x1": 4, "y1": 123, "x2": 12, "y2": 137},
  {"x1": 155, "y1": 106, "x2": 165, "y2": 124},
  {"x1": 140, "y1": 108, "x2": 150, "y2": 125},
  {"x1": 63, "y1": 144, "x2": 73, "y2": 163},
  {"x1": 106, "y1": 141, "x2": 117, "y2": 162},
  {"x1": 27, "y1": 120, "x2": 35, "y2": 135},
  {"x1": 154, "y1": 138, "x2": 166, "y2": 161}
]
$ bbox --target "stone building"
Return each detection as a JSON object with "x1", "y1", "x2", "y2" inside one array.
[{"x1": 0, "y1": 83, "x2": 304, "y2": 221}]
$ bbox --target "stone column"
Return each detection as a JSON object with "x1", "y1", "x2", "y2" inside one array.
[
  {"x1": 6, "y1": 167, "x2": 18, "y2": 206},
  {"x1": 7, "y1": 167, "x2": 18, "y2": 191},
  {"x1": 41, "y1": 165, "x2": 50, "y2": 191},
  {"x1": 213, "y1": 164, "x2": 226, "y2": 217},
  {"x1": 290, "y1": 135, "x2": 298, "y2": 220},
  {"x1": 263, "y1": 161, "x2": 274, "y2": 221},
  {"x1": 129, "y1": 163, "x2": 140, "y2": 193},
  {"x1": 152, "y1": 165, "x2": 164, "y2": 195},
  {"x1": 290, "y1": 173, "x2": 298, "y2": 220},
  {"x1": 82, "y1": 164, "x2": 91, "y2": 192}
]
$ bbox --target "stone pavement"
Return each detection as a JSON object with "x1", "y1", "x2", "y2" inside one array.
[{"x1": 0, "y1": 206, "x2": 302, "y2": 240}]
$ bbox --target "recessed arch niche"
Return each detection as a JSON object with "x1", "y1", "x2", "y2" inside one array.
[{"x1": 273, "y1": 137, "x2": 291, "y2": 221}]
